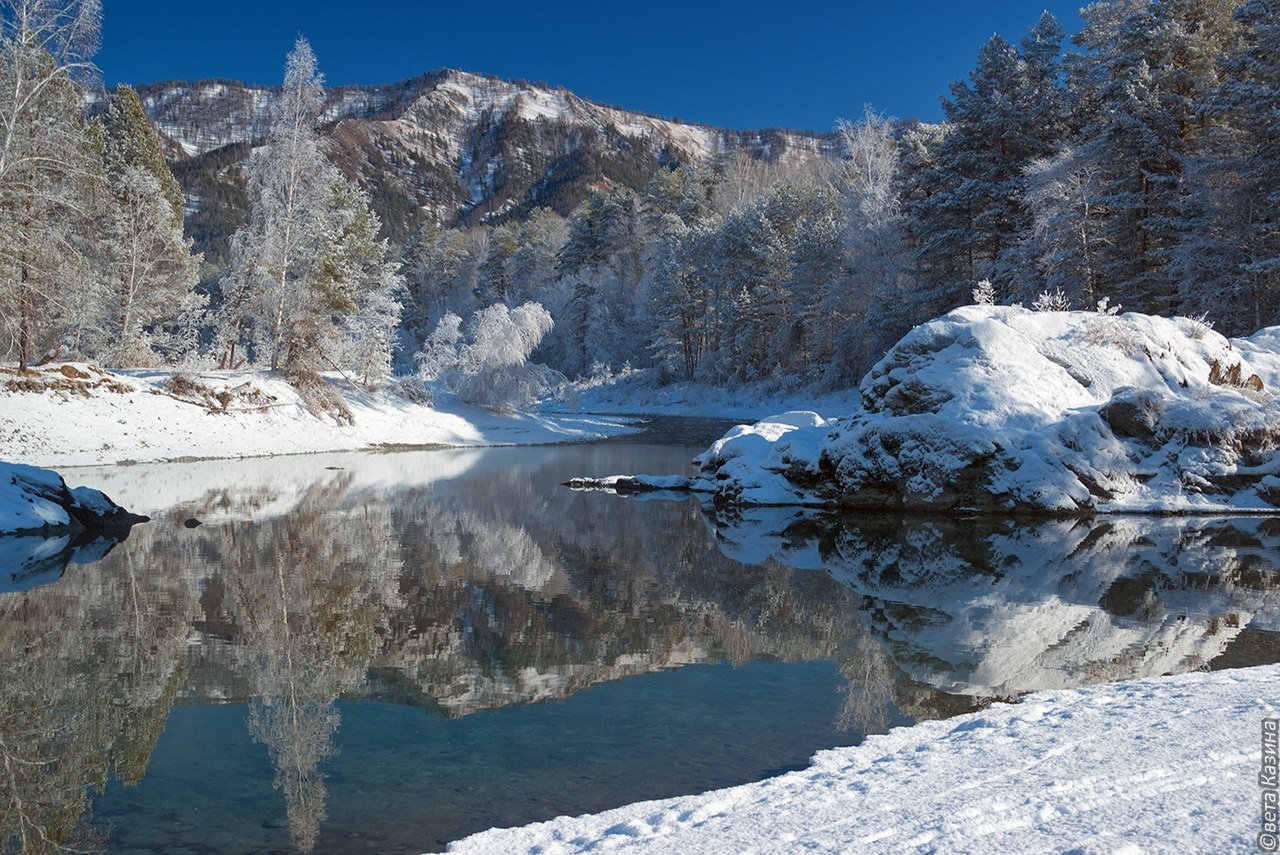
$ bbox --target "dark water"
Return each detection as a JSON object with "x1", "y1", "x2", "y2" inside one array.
[{"x1": 2, "y1": 417, "x2": 1278, "y2": 853}]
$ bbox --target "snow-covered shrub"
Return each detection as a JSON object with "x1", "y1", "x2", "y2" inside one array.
[
  {"x1": 415, "y1": 312, "x2": 464, "y2": 383},
  {"x1": 1095, "y1": 297, "x2": 1121, "y2": 316},
  {"x1": 1181, "y1": 312, "x2": 1215, "y2": 341},
  {"x1": 389, "y1": 375, "x2": 433, "y2": 405},
  {"x1": 412, "y1": 302, "x2": 564, "y2": 412},
  {"x1": 1032, "y1": 288, "x2": 1072, "y2": 311},
  {"x1": 972, "y1": 279, "x2": 996, "y2": 306}
]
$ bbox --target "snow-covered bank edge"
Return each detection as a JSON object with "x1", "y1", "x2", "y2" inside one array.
[
  {"x1": 450, "y1": 664, "x2": 1278, "y2": 853},
  {"x1": 0, "y1": 365, "x2": 637, "y2": 468}
]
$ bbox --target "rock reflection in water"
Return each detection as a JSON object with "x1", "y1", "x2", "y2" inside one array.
[
  {"x1": 1, "y1": 447, "x2": 1278, "y2": 853},
  {"x1": 710, "y1": 507, "x2": 1280, "y2": 706}
]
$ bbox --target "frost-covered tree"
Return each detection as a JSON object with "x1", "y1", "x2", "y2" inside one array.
[
  {"x1": 98, "y1": 167, "x2": 202, "y2": 366},
  {"x1": 1174, "y1": 0, "x2": 1280, "y2": 332},
  {"x1": 415, "y1": 302, "x2": 562, "y2": 412},
  {"x1": 556, "y1": 187, "x2": 643, "y2": 375},
  {"x1": 0, "y1": 0, "x2": 101, "y2": 369},
  {"x1": 319, "y1": 179, "x2": 404, "y2": 388},
  {"x1": 508, "y1": 207, "x2": 564, "y2": 304},
  {"x1": 102, "y1": 84, "x2": 182, "y2": 222},
  {"x1": 1020, "y1": 145, "x2": 1106, "y2": 305},
  {"x1": 477, "y1": 223, "x2": 517, "y2": 305},
  {"x1": 648, "y1": 214, "x2": 711, "y2": 380},
  {"x1": 827, "y1": 109, "x2": 912, "y2": 383},
  {"x1": 217, "y1": 36, "x2": 333, "y2": 372}
]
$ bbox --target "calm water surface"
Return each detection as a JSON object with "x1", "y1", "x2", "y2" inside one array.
[{"x1": 2, "y1": 417, "x2": 1278, "y2": 853}]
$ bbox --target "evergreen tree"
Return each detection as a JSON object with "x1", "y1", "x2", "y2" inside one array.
[
  {"x1": 1174, "y1": 0, "x2": 1279, "y2": 331},
  {"x1": 910, "y1": 19, "x2": 1067, "y2": 314},
  {"x1": 1071, "y1": 0, "x2": 1243, "y2": 313},
  {"x1": 95, "y1": 83, "x2": 201, "y2": 366},
  {"x1": 98, "y1": 166, "x2": 201, "y2": 366},
  {"x1": 102, "y1": 83, "x2": 183, "y2": 223},
  {"x1": 477, "y1": 223, "x2": 517, "y2": 305},
  {"x1": 320, "y1": 179, "x2": 404, "y2": 388}
]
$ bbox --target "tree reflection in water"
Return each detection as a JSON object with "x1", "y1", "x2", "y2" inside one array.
[{"x1": 1, "y1": 447, "x2": 1278, "y2": 852}]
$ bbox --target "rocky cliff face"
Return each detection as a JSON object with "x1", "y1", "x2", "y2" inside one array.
[{"x1": 135, "y1": 69, "x2": 838, "y2": 252}]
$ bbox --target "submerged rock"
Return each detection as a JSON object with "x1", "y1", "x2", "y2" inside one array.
[{"x1": 0, "y1": 462, "x2": 148, "y2": 535}]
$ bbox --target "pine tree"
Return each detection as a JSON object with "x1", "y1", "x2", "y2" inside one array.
[
  {"x1": 95, "y1": 83, "x2": 201, "y2": 366},
  {"x1": 910, "y1": 19, "x2": 1067, "y2": 315},
  {"x1": 320, "y1": 179, "x2": 403, "y2": 388},
  {"x1": 102, "y1": 84, "x2": 183, "y2": 223},
  {"x1": 477, "y1": 223, "x2": 517, "y2": 305},
  {"x1": 98, "y1": 167, "x2": 201, "y2": 366},
  {"x1": 1174, "y1": 0, "x2": 1280, "y2": 331},
  {"x1": 1071, "y1": 0, "x2": 1243, "y2": 314}
]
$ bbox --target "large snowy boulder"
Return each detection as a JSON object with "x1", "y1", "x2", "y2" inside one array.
[
  {"x1": 693, "y1": 306, "x2": 1280, "y2": 512},
  {"x1": 0, "y1": 462, "x2": 146, "y2": 535}
]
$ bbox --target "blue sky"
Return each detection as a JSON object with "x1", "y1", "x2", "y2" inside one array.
[{"x1": 99, "y1": 1, "x2": 1086, "y2": 130}]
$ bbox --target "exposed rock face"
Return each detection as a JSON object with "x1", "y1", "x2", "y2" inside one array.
[
  {"x1": 0, "y1": 462, "x2": 148, "y2": 535},
  {"x1": 127, "y1": 69, "x2": 838, "y2": 254}
]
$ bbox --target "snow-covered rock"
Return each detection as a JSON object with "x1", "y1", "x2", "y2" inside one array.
[
  {"x1": 0, "y1": 462, "x2": 144, "y2": 535},
  {"x1": 656, "y1": 307, "x2": 1280, "y2": 513}
]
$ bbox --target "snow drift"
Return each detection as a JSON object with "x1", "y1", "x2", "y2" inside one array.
[{"x1": 576, "y1": 307, "x2": 1280, "y2": 513}]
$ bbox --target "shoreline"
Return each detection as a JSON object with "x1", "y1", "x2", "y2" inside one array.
[{"x1": 449, "y1": 663, "x2": 1280, "y2": 853}]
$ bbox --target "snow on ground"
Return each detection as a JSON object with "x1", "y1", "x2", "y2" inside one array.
[
  {"x1": 576, "y1": 307, "x2": 1280, "y2": 512},
  {"x1": 450, "y1": 664, "x2": 1278, "y2": 854},
  {"x1": 548, "y1": 370, "x2": 863, "y2": 421},
  {"x1": 0, "y1": 365, "x2": 635, "y2": 467}
]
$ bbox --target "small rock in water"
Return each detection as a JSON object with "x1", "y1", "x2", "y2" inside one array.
[{"x1": 183, "y1": 517, "x2": 202, "y2": 528}]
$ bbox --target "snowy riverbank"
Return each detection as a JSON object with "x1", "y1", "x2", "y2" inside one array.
[
  {"x1": 0, "y1": 365, "x2": 635, "y2": 467},
  {"x1": 450, "y1": 664, "x2": 1278, "y2": 853}
]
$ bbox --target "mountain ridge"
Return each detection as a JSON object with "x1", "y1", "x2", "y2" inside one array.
[{"x1": 129, "y1": 68, "x2": 841, "y2": 261}]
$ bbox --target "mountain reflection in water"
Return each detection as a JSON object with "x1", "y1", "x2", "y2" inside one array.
[{"x1": 1, "y1": 439, "x2": 1277, "y2": 853}]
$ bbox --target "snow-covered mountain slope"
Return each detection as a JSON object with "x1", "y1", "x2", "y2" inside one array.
[
  {"x1": 586, "y1": 307, "x2": 1280, "y2": 513},
  {"x1": 135, "y1": 69, "x2": 838, "y2": 245}
]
